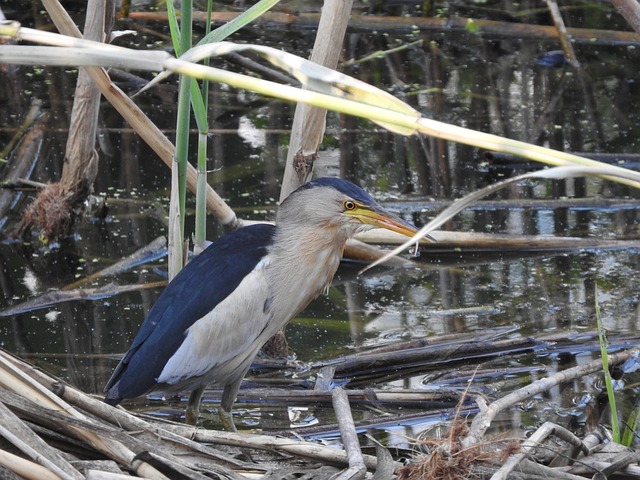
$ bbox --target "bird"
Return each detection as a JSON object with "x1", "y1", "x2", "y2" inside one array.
[{"x1": 104, "y1": 177, "x2": 418, "y2": 429}]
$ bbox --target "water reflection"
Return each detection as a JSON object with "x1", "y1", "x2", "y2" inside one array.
[{"x1": 0, "y1": 1, "x2": 639, "y2": 441}]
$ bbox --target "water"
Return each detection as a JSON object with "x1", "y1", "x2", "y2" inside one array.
[{"x1": 0, "y1": 1, "x2": 639, "y2": 445}]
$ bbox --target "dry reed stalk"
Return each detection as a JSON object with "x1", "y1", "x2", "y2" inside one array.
[
  {"x1": 40, "y1": 0, "x2": 238, "y2": 229},
  {"x1": 332, "y1": 387, "x2": 367, "y2": 479},
  {"x1": 14, "y1": 0, "x2": 112, "y2": 239},
  {"x1": 0, "y1": 448, "x2": 62, "y2": 480},
  {"x1": 279, "y1": 0, "x2": 354, "y2": 198}
]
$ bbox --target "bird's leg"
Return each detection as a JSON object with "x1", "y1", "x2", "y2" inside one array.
[
  {"x1": 220, "y1": 377, "x2": 244, "y2": 432},
  {"x1": 221, "y1": 379, "x2": 256, "y2": 462},
  {"x1": 185, "y1": 386, "x2": 204, "y2": 425}
]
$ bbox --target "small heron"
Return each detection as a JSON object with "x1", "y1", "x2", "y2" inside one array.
[{"x1": 104, "y1": 177, "x2": 418, "y2": 429}]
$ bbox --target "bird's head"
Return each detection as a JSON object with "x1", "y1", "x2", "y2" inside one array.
[{"x1": 278, "y1": 177, "x2": 418, "y2": 239}]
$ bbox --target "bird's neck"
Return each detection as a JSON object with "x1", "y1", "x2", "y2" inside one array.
[{"x1": 267, "y1": 221, "x2": 349, "y2": 319}]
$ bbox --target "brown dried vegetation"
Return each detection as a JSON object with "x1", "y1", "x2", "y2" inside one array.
[
  {"x1": 397, "y1": 420, "x2": 513, "y2": 480},
  {"x1": 13, "y1": 181, "x2": 88, "y2": 241}
]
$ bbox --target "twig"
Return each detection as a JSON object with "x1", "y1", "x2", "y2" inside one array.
[
  {"x1": 342, "y1": 39, "x2": 423, "y2": 66},
  {"x1": 314, "y1": 365, "x2": 336, "y2": 390},
  {"x1": 490, "y1": 422, "x2": 588, "y2": 480},
  {"x1": 516, "y1": 458, "x2": 593, "y2": 480},
  {"x1": 324, "y1": 336, "x2": 543, "y2": 379},
  {"x1": 596, "y1": 452, "x2": 640, "y2": 476},
  {"x1": 566, "y1": 458, "x2": 640, "y2": 477},
  {"x1": 85, "y1": 472, "x2": 135, "y2": 480},
  {"x1": 31, "y1": 383, "x2": 248, "y2": 470},
  {"x1": 220, "y1": 387, "x2": 463, "y2": 407},
  {"x1": 62, "y1": 236, "x2": 167, "y2": 290},
  {"x1": 0, "y1": 385, "x2": 245, "y2": 479},
  {"x1": 332, "y1": 387, "x2": 366, "y2": 480},
  {"x1": 543, "y1": 0, "x2": 579, "y2": 67},
  {"x1": 0, "y1": 281, "x2": 167, "y2": 318},
  {"x1": 463, "y1": 347, "x2": 640, "y2": 448},
  {"x1": 357, "y1": 229, "x2": 640, "y2": 251},
  {"x1": 0, "y1": 425, "x2": 77, "y2": 480},
  {"x1": 0, "y1": 351, "x2": 171, "y2": 479}
]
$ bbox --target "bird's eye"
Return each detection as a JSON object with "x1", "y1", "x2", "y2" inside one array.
[{"x1": 344, "y1": 200, "x2": 357, "y2": 211}]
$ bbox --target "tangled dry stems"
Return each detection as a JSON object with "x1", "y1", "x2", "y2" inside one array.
[
  {"x1": 397, "y1": 420, "x2": 519, "y2": 480},
  {"x1": 13, "y1": 181, "x2": 86, "y2": 240}
]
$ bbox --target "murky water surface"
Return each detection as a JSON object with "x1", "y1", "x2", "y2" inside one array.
[{"x1": 0, "y1": 1, "x2": 639, "y2": 446}]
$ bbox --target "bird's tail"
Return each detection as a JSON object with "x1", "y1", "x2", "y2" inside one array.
[{"x1": 103, "y1": 383, "x2": 123, "y2": 406}]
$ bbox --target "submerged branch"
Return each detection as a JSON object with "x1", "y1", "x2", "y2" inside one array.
[
  {"x1": 127, "y1": 11, "x2": 640, "y2": 46},
  {"x1": 0, "y1": 281, "x2": 166, "y2": 318},
  {"x1": 357, "y1": 229, "x2": 640, "y2": 251},
  {"x1": 463, "y1": 346, "x2": 640, "y2": 448}
]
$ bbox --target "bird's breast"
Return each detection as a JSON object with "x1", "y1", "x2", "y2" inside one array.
[{"x1": 267, "y1": 245, "x2": 342, "y2": 320}]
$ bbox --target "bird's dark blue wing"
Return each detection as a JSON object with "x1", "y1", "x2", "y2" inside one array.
[{"x1": 104, "y1": 223, "x2": 275, "y2": 403}]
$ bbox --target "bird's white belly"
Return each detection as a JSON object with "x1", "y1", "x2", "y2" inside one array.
[{"x1": 157, "y1": 264, "x2": 271, "y2": 385}]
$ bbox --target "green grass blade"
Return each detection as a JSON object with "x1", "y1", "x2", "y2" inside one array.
[
  {"x1": 179, "y1": 0, "x2": 192, "y2": 57},
  {"x1": 193, "y1": 0, "x2": 213, "y2": 249},
  {"x1": 195, "y1": 131, "x2": 208, "y2": 248},
  {"x1": 596, "y1": 285, "x2": 621, "y2": 443},
  {"x1": 165, "y1": 0, "x2": 181, "y2": 55},
  {"x1": 174, "y1": 77, "x2": 191, "y2": 239},
  {"x1": 197, "y1": 0, "x2": 280, "y2": 45},
  {"x1": 173, "y1": 0, "x2": 193, "y2": 238},
  {"x1": 189, "y1": 77, "x2": 207, "y2": 131},
  {"x1": 621, "y1": 405, "x2": 640, "y2": 447}
]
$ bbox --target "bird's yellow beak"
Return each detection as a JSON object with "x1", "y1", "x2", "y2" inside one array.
[{"x1": 348, "y1": 205, "x2": 419, "y2": 238}]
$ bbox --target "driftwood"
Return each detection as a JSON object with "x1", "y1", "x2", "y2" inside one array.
[
  {"x1": 357, "y1": 229, "x2": 640, "y2": 251},
  {"x1": 0, "y1": 236, "x2": 167, "y2": 317}
]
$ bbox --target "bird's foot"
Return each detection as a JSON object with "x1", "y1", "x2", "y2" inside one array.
[
  {"x1": 185, "y1": 404, "x2": 200, "y2": 425},
  {"x1": 219, "y1": 408, "x2": 237, "y2": 432}
]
